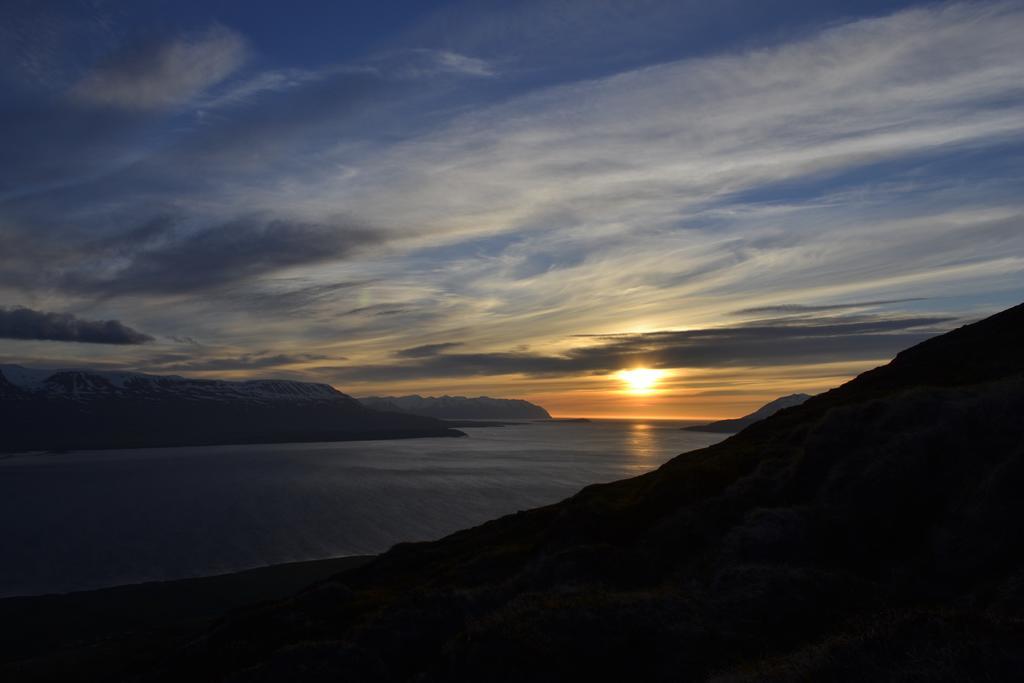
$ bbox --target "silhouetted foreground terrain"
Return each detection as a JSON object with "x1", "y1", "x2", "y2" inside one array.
[
  {"x1": 5, "y1": 303, "x2": 1024, "y2": 681},
  {"x1": 0, "y1": 366, "x2": 462, "y2": 452},
  {"x1": 0, "y1": 557, "x2": 371, "y2": 679},
  {"x1": 359, "y1": 394, "x2": 551, "y2": 420},
  {"x1": 684, "y1": 392, "x2": 812, "y2": 433}
]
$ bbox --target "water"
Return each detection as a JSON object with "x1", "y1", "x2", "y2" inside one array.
[{"x1": 0, "y1": 420, "x2": 725, "y2": 597}]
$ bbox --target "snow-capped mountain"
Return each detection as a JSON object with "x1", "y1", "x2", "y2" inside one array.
[
  {"x1": 0, "y1": 365, "x2": 462, "y2": 453},
  {"x1": 0, "y1": 364, "x2": 350, "y2": 404}
]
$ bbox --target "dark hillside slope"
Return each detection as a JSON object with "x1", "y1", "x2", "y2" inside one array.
[
  {"x1": 12, "y1": 304, "x2": 1024, "y2": 682},
  {"x1": 684, "y1": 393, "x2": 811, "y2": 433}
]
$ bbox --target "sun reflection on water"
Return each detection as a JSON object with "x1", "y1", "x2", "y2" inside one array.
[{"x1": 624, "y1": 421, "x2": 656, "y2": 461}]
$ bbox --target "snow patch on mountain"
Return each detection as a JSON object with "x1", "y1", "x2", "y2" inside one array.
[{"x1": 0, "y1": 364, "x2": 348, "y2": 404}]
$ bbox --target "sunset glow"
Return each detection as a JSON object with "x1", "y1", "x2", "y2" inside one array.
[
  {"x1": 618, "y1": 369, "x2": 664, "y2": 394},
  {"x1": 0, "y1": 1, "x2": 1020, "y2": 419}
]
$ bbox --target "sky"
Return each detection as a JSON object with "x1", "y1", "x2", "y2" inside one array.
[{"x1": 1, "y1": 0, "x2": 1023, "y2": 418}]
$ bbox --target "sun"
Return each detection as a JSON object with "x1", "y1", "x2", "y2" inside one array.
[{"x1": 617, "y1": 368, "x2": 664, "y2": 394}]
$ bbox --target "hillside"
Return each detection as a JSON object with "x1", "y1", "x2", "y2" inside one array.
[
  {"x1": 8, "y1": 303, "x2": 1024, "y2": 681},
  {"x1": 359, "y1": 394, "x2": 551, "y2": 420},
  {"x1": 0, "y1": 366, "x2": 463, "y2": 452},
  {"x1": 684, "y1": 393, "x2": 812, "y2": 433}
]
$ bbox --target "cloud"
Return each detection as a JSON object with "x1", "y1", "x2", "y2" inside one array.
[
  {"x1": 201, "y1": 48, "x2": 492, "y2": 113},
  {"x1": 2, "y1": 1, "x2": 1022, "y2": 406},
  {"x1": 63, "y1": 216, "x2": 383, "y2": 296},
  {"x1": 395, "y1": 342, "x2": 464, "y2": 358},
  {"x1": 729, "y1": 299, "x2": 930, "y2": 317},
  {"x1": 227, "y1": 280, "x2": 372, "y2": 315},
  {"x1": 344, "y1": 304, "x2": 411, "y2": 317},
  {"x1": 399, "y1": 49, "x2": 495, "y2": 78},
  {"x1": 402, "y1": 0, "x2": 741, "y2": 74},
  {"x1": 195, "y1": 68, "x2": 324, "y2": 111},
  {"x1": 330, "y1": 1, "x2": 1024, "y2": 249},
  {"x1": 320, "y1": 314, "x2": 956, "y2": 382},
  {"x1": 70, "y1": 26, "x2": 247, "y2": 109},
  {"x1": 169, "y1": 335, "x2": 201, "y2": 346},
  {"x1": 138, "y1": 350, "x2": 332, "y2": 373},
  {"x1": 0, "y1": 306, "x2": 152, "y2": 344}
]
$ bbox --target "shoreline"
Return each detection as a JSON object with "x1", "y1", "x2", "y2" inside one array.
[{"x1": 0, "y1": 427, "x2": 467, "y2": 456}]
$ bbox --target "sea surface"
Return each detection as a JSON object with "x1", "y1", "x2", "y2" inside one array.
[{"x1": 0, "y1": 420, "x2": 725, "y2": 597}]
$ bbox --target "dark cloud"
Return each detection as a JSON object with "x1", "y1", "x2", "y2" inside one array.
[
  {"x1": 62, "y1": 216, "x2": 382, "y2": 296},
  {"x1": 0, "y1": 306, "x2": 152, "y2": 344},
  {"x1": 321, "y1": 314, "x2": 955, "y2": 382},
  {"x1": 344, "y1": 304, "x2": 411, "y2": 316},
  {"x1": 729, "y1": 298, "x2": 929, "y2": 317},
  {"x1": 168, "y1": 335, "x2": 201, "y2": 345},
  {"x1": 395, "y1": 342, "x2": 464, "y2": 358}
]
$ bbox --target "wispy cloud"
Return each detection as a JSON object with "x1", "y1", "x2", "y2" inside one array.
[
  {"x1": 327, "y1": 2, "x2": 1024, "y2": 246},
  {"x1": 194, "y1": 68, "x2": 322, "y2": 112},
  {"x1": 69, "y1": 25, "x2": 247, "y2": 110},
  {"x1": 412, "y1": 49, "x2": 495, "y2": 77},
  {"x1": 2, "y1": 2, "x2": 1023, "y2": 416}
]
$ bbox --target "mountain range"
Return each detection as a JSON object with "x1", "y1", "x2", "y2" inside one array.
[
  {"x1": 128, "y1": 302, "x2": 1024, "y2": 681},
  {"x1": 359, "y1": 394, "x2": 551, "y2": 420},
  {"x1": 683, "y1": 393, "x2": 812, "y2": 433},
  {"x1": 0, "y1": 365, "x2": 462, "y2": 452}
]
